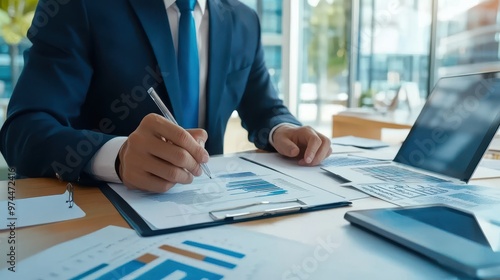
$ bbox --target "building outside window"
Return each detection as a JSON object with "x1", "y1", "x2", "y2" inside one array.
[
  {"x1": 240, "y1": 0, "x2": 284, "y2": 98},
  {"x1": 435, "y1": 0, "x2": 500, "y2": 83}
]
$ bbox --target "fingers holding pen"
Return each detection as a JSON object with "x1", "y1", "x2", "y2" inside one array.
[
  {"x1": 124, "y1": 158, "x2": 193, "y2": 193},
  {"x1": 146, "y1": 115, "x2": 209, "y2": 176},
  {"x1": 118, "y1": 114, "x2": 209, "y2": 193},
  {"x1": 146, "y1": 88, "x2": 213, "y2": 179}
]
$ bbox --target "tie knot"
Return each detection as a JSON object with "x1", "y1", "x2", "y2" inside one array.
[{"x1": 177, "y1": 0, "x2": 196, "y2": 12}]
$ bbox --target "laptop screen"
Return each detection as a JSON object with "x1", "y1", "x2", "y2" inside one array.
[{"x1": 394, "y1": 72, "x2": 500, "y2": 182}]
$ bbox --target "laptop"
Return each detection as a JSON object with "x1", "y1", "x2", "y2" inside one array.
[{"x1": 323, "y1": 72, "x2": 500, "y2": 185}]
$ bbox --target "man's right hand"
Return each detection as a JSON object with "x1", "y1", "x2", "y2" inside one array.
[{"x1": 117, "y1": 113, "x2": 209, "y2": 193}]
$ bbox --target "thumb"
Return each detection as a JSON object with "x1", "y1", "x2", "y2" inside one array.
[{"x1": 274, "y1": 137, "x2": 300, "y2": 158}]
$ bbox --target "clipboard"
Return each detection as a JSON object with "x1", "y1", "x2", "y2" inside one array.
[
  {"x1": 99, "y1": 156, "x2": 352, "y2": 237},
  {"x1": 100, "y1": 183, "x2": 351, "y2": 237}
]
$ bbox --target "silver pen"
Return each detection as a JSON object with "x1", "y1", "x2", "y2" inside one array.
[{"x1": 147, "y1": 87, "x2": 213, "y2": 179}]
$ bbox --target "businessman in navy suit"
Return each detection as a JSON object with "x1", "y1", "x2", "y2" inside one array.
[{"x1": 0, "y1": 0, "x2": 331, "y2": 193}]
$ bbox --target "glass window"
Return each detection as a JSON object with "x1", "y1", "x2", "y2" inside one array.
[
  {"x1": 0, "y1": 40, "x2": 30, "y2": 125},
  {"x1": 263, "y1": 45, "x2": 282, "y2": 92},
  {"x1": 0, "y1": 0, "x2": 37, "y2": 125},
  {"x1": 435, "y1": 0, "x2": 500, "y2": 82},
  {"x1": 355, "y1": 0, "x2": 432, "y2": 112},
  {"x1": 240, "y1": 0, "x2": 284, "y2": 96},
  {"x1": 0, "y1": 39, "x2": 29, "y2": 99},
  {"x1": 297, "y1": 0, "x2": 350, "y2": 126},
  {"x1": 240, "y1": 0, "x2": 283, "y2": 33},
  {"x1": 261, "y1": 1, "x2": 283, "y2": 34}
]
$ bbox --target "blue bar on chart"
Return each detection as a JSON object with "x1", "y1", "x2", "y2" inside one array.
[
  {"x1": 217, "y1": 172, "x2": 256, "y2": 178},
  {"x1": 183, "y1": 240, "x2": 246, "y2": 259},
  {"x1": 226, "y1": 179, "x2": 288, "y2": 197},
  {"x1": 159, "y1": 244, "x2": 237, "y2": 269},
  {"x1": 95, "y1": 253, "x2": 158, "y2": 280},
  {"x1": 135, "y1": 259, "x2": 224, "y2": 280},
  {"x1": 70, "y1": 263, "x2": 109, "y2": 280},
  {"x1": 204, "y1": 257, "x2": 236, "y2": 269}
]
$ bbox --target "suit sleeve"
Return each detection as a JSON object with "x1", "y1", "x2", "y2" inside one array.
[
  {"x1": 0, "y1": 0, "x2": 114, "y2": 183},
  {"x1": 236, "y1": 10, "x2": 301, "y2": 151}
]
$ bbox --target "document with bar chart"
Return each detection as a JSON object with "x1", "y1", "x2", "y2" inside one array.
[
  {"x1": 0, "y1": 225, "x2": 328, "y2": 279},
  {"x1": 104, "y1": 156, "x2": 350, "y2": 235}
]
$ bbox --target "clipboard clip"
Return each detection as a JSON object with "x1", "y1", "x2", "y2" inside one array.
[
  {"x1": 66, "y1": 183, "x2": 74, "y2": 208},
  {"x1": 209, "y1": 199, "x2": 307, "y2": 221}
]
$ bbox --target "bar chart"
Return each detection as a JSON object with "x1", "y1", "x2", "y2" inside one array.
[
  {"x1": 67, "y1": 238, "x2": 246, "y2": 280},
  {"x1": 104, "y1": 156, "x2": 347, "y2": 231},
  {"x1": 226, "y1": 178, "x2": 288, "y2": 197},
  {"x1": 146, "y1": 172, "x2": 291, "y2": 206},
  {"x1": 91, "y1": 253, "x2": 158, "y2": 280},
  {"x1": 136, "y1": 259, "x2": 224, "y2": 279},
  {"x1": 3, "y1": 226, "x2": 317, "y2": 280}
]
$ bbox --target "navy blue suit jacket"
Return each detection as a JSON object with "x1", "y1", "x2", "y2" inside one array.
[{"x1": 0, "y1": 0, "x2": 300, "y2": 183}]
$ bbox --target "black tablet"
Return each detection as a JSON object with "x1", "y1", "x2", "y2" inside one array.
[{"x1": 345, "y1": 205, "x2": 500, "y2": 279}]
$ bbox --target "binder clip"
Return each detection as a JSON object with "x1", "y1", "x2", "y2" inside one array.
[{"x1": 66, "y1": 183, "x2": 74, "y2": 208}]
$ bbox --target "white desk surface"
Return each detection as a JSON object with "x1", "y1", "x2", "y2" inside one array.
[
  {"x1": 236, "y1": 176, "x2": 500, "y2": 279},
  {"x1": 2, "y1": 160, "x2": 500, "y2": 279}
]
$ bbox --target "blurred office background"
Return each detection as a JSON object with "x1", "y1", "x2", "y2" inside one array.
[
  {"x1": 237, "y1": 0, "x2": 500, "y2": 132},
  {"x1": 0, "y1": 0, "x2": 500, "y2": 173}
]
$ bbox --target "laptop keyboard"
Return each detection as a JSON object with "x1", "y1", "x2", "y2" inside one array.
[{"x1": 353, "y1": 165, "x2": 448, "y2": 183}]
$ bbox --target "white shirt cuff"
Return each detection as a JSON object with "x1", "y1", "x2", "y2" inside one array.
[
  {"x1": 85, "y1": 136, "x2": 127, "y2": 183},
  {"x1": 269, "y1": 123, "x2": 300, "y2": 147}
]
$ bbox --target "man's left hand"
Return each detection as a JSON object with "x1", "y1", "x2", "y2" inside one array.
[{"x1": 272, "y1": 125, "x2": 332, "y2": 166}]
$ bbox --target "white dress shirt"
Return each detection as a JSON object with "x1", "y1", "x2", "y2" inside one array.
[{"x1": 86, "y1": 0, "x2": 288, "y2": 183}]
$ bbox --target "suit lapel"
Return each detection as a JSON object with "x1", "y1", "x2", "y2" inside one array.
[
  {"x1": 128, "y1": 0, "x2": 184, "y2": 124},
  {"x1": 206, "y1": 0, "x2": 232, "y2": 130}
]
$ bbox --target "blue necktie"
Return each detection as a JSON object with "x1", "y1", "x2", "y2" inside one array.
[{"x1": 177, "y1": 0, "x2": 199, "y2": 128}]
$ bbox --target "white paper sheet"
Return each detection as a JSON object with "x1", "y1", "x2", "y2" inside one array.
[
  {"x1": 0, "y1": 190, "x2": 85, "y2": 230},
  {"x1": 109, "y1": 156, "x2": 347, "y2": 230},
  {"x1": 479, "y1": 158, "x2": 500, "y2": 170},
  {"x1": 330, "y1": 144, "x2": 366, "y2": 154},
  {"x1": 346, "y1": 146, "x2": 400, "y2": 161},
  {"x1": 327, "y1": 151, "x2": 500, "y2": 180},
  {"x1": 242, "y1": 153, "x2": 370, "y2": 200},
  {"x1": 322, "y1": 155, "x2": 388, "y2": 167},
  {"x1": 471, "y1": 166, "x2": 500, "y2": 179},
  {"x1": 0, "y1": 225, "x2": 327, "y2": 279},
  {"x1": 488, "y1": 136, "x2": 500, "y2": 152},
  {"x1": 331, "y1": 136, "x2": 389, "y2": 149},
  {"x1": 351, "y1": 182, "x2": 500, "y2": 210}
]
